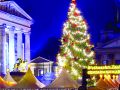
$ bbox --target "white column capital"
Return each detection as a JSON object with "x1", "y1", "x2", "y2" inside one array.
[
  {"x1": 0, "y1": 24, "x2": 6, "y2": 28},
  {"x1": 9, "y1": 26, "x2": 15, "y2": 31},
  {"x1": 16, "y1": 30, "x2": 22, "y2": 33},
  {"x1": 24, "y1": 32, "x2": 31, "y2": 35},
  {"x1": 0, "y1": 24, "x2": 5, "y2": 35},
  {"x1": 16, "y1": 28, "x2": 24, "y2": 32}
]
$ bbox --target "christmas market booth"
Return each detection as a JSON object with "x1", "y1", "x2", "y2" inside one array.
[
  {"x1": 87, "y1": 65, "x2": 120, "y2": 90},
  {"x1": 12, "y1": 68, "x2": 45, "y2": 89},
  {"x1": 47, "y1": 68, "x2": 79, "y2": 88}
]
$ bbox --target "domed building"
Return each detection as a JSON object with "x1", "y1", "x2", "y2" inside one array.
[{"x1": 95, "y1": 21, "x2": 120, "y2": 65}]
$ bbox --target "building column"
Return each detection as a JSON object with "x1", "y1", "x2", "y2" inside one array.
[
  {"x1": 0, "y1": 24, "x2": 6, "y2": 74},
  {"x1": 22, "y1": 43, "x2": 25, "y2": 60},
  {"x1": 5, "y1": 42, "x2": 9, "y2": 70},
  {"x1": 17, "y1": 30, "x2": 23, "y2": 59},
  {"x1": 24, "y1": 32, "x2": 30, "y2": 63},
  {"x1": 9, "y1": 26, "x2": 15, "y2": 71}
]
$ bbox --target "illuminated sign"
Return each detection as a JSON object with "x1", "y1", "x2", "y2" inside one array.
[{"x1": 87, "y1": 65, "x2": 120, "y2": 75}]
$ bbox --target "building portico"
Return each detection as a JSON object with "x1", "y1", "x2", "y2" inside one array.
[{"x1": 0, "y1": 1, "x2": 33, "y2": 74}]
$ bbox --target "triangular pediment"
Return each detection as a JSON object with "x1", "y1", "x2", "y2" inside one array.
[
  {"x1": 31, "y1": 56, "x2": 53, "y2": 63},
  {"x1": 0, "y1": 1, "x2": 32, "y2": 21},
  {"x1": 103, "y1": 38, "x2": 120, "y2": 48}
]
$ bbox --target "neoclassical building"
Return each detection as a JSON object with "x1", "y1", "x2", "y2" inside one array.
[
  {"x1": 29, "y1": 56, "x2": 53, "y2": 76},
  {"x1": 95, "y1": 37, "x2": 120, "y2": 65},
  {"x1": 0, "y1": 0, "x2": 33, "y2": 74},
  {"x1": 95, "y1": 21, "x2": 120, "y2": 65}
]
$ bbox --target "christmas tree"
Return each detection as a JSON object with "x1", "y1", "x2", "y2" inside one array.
[{"x1": 57, "y1": 0, "x2": 95, "y2": 80}]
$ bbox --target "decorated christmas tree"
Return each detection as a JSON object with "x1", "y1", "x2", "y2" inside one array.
[{"x1": 57, "y1": 0, "x2": 95, "y2": 80}]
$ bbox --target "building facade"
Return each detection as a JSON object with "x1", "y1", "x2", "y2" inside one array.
[
  {"x1": 29, "y1": 56, "x2": 53, "y2": 76},
  {"x1": 95, "y1": 37, "x2": 120, "y2": 65},
  {"x1": 0, "y1": 1, "x2": 33, "y2": 74}
]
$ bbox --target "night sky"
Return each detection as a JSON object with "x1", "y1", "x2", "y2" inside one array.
[{"x1": 13, "y1": 0, "x2": 120, "y2": 61}]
